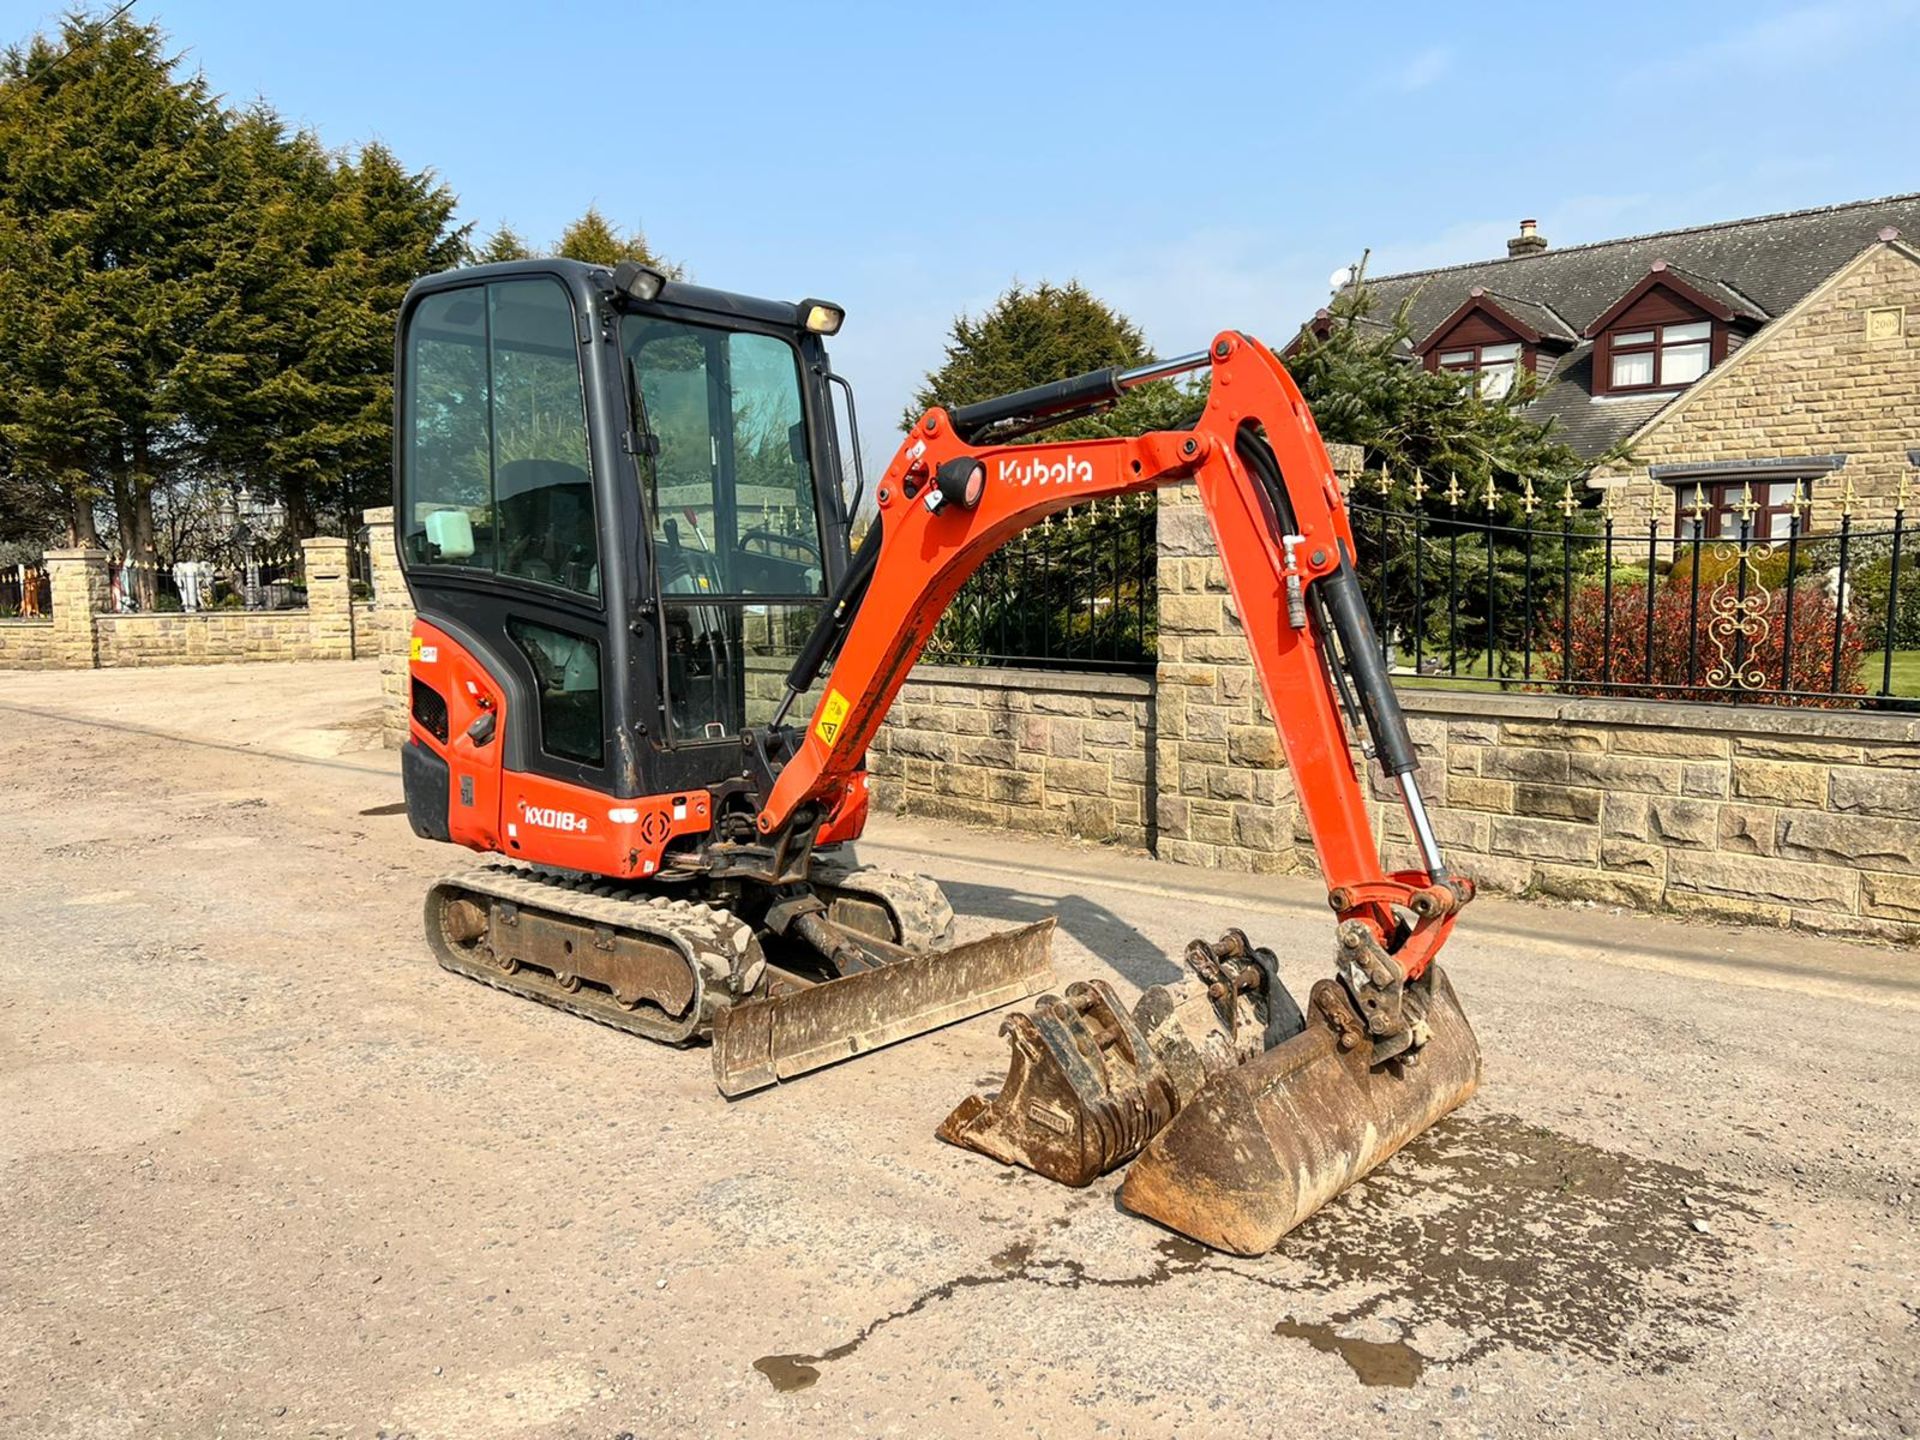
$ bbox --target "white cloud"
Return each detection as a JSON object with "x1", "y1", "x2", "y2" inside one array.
[{"x1": 1375, "y1": 45, "x2": 1454, "y2": 94}]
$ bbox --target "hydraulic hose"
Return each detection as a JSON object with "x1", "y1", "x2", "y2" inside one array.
[{"x1": 1315, "y1": 545, "x2": 1420, "y2": 779}]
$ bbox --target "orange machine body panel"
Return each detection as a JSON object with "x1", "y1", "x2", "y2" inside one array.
[{"x1": 406, "y1": 620, "x2": 721, "y2": 879}]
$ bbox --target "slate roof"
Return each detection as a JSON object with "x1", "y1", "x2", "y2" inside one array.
[
  {"x1": 1477, "y1": 290, "x2": 1579, "y2": 343},
  {"x1": 1335, "y1": 192, "x2": 1920, "y2": 460}
]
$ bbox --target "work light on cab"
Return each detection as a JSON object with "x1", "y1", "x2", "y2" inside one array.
[
  {"x1": 613, "y1": 260, "x2": 667, "y2": 303},
  {"x1": 799, "y1": 299, "x2": 845, "y2": 335}
]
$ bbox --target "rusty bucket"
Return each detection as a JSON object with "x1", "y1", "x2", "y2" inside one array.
[{"x1": 1118, "y1": 965, "x2": 1480, "y2": 1256}]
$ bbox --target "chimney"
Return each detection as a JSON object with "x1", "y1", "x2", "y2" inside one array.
[{"x1": 1508, "y1": 218, "x2": 1548, "y2": 257}]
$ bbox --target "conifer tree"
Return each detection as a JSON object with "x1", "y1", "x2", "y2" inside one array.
[
  {"x1": 555, "y1": 206, "x2": 674, "y2": 271},
  {"x1": 477, "y1": 224, "x2": 533, "y2": 263}
]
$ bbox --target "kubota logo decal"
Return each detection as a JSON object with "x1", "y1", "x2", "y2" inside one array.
[
  {"x1": 517, "y1": 801, "x2": 589, "y2": 833},
  {"x1": 997, "y1": 454, "x2": 1094, "y2": 487}
]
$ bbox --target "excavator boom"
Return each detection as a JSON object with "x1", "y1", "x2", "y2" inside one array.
[{"x1": 763, "y1": 332, "x2": 1479, "y2": 1252}]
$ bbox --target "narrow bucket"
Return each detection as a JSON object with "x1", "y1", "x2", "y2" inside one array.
[
  {"x1": 711, "y1": 918, "x2": 1056, "y2": 1096},
  {"x1": 1118, "y1": 964, "x2": 1480, "y2": 1255}
]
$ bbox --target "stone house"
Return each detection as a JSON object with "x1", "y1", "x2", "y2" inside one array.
[{"x1": 1319, "y1": 195, "x2": 1920, "y2": 537}]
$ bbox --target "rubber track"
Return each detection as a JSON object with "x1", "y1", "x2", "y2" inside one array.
[
  {"x1": 425, "y1": 861, "x2": 759, "y2": 1046},
  {"x1": 811, "y1": 861, "x2": 956, "y2": 952}
]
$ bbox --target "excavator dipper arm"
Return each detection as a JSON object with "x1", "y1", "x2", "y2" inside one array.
[{"x1": 761, "y1": 332, "x2": 1468, "y2": 989}]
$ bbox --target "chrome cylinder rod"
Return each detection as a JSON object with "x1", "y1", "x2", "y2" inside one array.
[
  {"x1": 1396, "y1": 771, "x2": 1449, "y2": 880},
  {"x1": 1116, "y1": 351, "x2": 1212, "y2": 389}
]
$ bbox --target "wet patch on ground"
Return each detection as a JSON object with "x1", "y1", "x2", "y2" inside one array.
[
  {"x1": 753, "y1": 1112, "x2": 1760, "y2": 1394},
  {"x1": 1277, "y1": 1111, "x2": 1761, "y2": 1371},
  {"x1": 1271, "y1": 1318, "x2": 1425, "y2": 1387}
]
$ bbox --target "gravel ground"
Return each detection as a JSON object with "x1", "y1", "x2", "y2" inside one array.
[{"x1": 1, "y1": 660, "x2": 1915, "y2": 1439}]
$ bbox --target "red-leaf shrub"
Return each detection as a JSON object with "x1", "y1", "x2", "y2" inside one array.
[{"x1": 1539, "y1": 578, "x2": 1864, "y2": 705}]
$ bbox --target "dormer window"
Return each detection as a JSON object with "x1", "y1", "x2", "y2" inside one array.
[
  {"x1": 1608, "y1": 320, "x2": 1712, "y2": 390},
  {"x1": 1415, "y1": 289, "x2": 1576, "y2": 401},
  {"x1": 1438, "y1": 341, "x2": 1522, "y2": 398},
  {"x1": 1584, "y1": 261, "x2": 1768, "y2": 397}
]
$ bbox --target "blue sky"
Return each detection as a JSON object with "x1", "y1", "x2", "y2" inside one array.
[{"x1": 9, "y1": 0, "x2": 1919, "y2": 461}]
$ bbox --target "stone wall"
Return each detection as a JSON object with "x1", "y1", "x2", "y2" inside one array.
[
  {"x1": 95, "y1": 610, "x2": 317, "y2": 667},
  {"x1": 0, "y1": 620, "x2": 56, "y2": 670},
  {"x1": 5, "y1": 538, "x2": 359, "y2": 671},
  {"x1": 354, "y1": 471, "x2": 1920, "y2": 943},
  {"x1": 1389, "y1": 692, "x2": 1920, "y2": 939},
  {"x1": 362, "y1": 508, "x2": 414, "y2": 746},
  {"x1": 352, "y1": 602, "x2": 379, "y2": 660},
  {"x1": 866, "y1": 667, "x2": 1153, "y2": 848},
  {"x1": 1595, "y1": 239, "x2": 1920, "y2": 533}
]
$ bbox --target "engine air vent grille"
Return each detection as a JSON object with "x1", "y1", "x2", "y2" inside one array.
[{"x1": 411, "y1": 677, "x2": 450, "y2": 743}]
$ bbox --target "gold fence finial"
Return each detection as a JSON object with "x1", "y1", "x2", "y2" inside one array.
[
  {"x1": 1520, "y1": 476, "x2": 1538, "y2": 517},
  {"x1": 1898, "y1": 464, "x2": 1913, "y2": 513},
  {"x1": 1446, "y1": 474, "x2": 1463, "y2": 509},
  {"x1": 1688, "y1": 481, "x2": 1708, "y2": 518},
  {"x1": 1558, "y1": 477, "x2": 1578, "y2": 518},
  {"x1": 1411, "y1": 469, "x2": 1427, "y2": 505},
  {"x1": 1482, "y1": 474, "x2": 1498, "y2": 510},
  {"x1": 1839, "y1": 474, "x2": 1859, "y2": 520},
  {"x1": 1734, "y1": 481, "x2": 1758, "y2": 524},
  {"x1": 1599, "y1": 483, "x2": 1617, "y2": 519}
]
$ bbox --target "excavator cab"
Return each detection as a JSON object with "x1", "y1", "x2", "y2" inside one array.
[{"x1": 396, "y1": 260, "x2": 854, "y2": 809}]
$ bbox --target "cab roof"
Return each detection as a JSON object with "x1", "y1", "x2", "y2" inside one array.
[{"x1": 406, "y1": 257, "x2": 811, "y2": 331}]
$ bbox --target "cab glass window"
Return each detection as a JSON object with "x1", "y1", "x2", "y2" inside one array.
[
  {"x1": 507, "y1": 617, "x2": 604, "y2": 765},
  {"x1": 622, "y1": 315, "x2": 825, "y2": 598},
  {"x1": 403, "y1": 278, "x2": 599, "y2": 598},
  {"x1": 403, "y1": 289, "x2": 492, "y2": 573}
]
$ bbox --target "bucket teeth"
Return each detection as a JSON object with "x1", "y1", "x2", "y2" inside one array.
[
  {"x1": 935, "y1": 979, "x2": 1175, "y2": 1186},
  {"x1": 938, "y1": 932, "x2": 1305, "y2": 1184}
]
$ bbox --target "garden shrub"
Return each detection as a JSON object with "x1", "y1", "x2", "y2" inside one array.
[
  {"x1": 1849, "y1": 554, "x2": 1920, "y2": 651},
  {"x1": 1542, "y1": 579, "x2": 1864, "y2": 705}
]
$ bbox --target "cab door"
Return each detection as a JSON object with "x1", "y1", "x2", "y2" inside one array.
[
  {"x1": 399, "y1": 273, "x2": 623, "y2": 849},
  {"x1": 622, "y1": 312, "x2": 835, "y2": 785}
]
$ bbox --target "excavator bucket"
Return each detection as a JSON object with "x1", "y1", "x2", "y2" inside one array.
[
  {"x1": 941, "y1": 931, "x2": 1480, "y2": 1254},
  {"x1": 711, "y1": 918, "x2": 1057, "y2": 1096},
  {"x1": 1121, "y1": 966, "x2": 1479, "y2": 1255}
]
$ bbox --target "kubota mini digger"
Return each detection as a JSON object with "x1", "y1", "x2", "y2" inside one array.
[{"x1": 393, "y1": 257, "x2": 1479, "y2": 1254}]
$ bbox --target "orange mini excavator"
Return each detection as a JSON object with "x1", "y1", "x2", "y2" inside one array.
[{"x1": 393, "y1": 258, "x2": 1478, "y2": 1253}]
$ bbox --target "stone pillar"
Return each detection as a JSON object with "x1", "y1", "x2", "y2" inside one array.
[
  {"x1": 44, "y1": 547, "x2": 109, "y2": 669},
  {"x1": 1148, "y1": 442, "x2": 1370, "y2": 874},
  {"x1": 301, "y1": 537, "x2": 353, "y2": 661},
  {"x1": 363, "y1": 506, "x2": 417, "y2": 748},
  {"x1": 1151, "y1": 483, "x2": 1299, "y2": 872}
]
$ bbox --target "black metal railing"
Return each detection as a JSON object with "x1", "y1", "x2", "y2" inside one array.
[
  {"x1": 924, "y1": 496, "x2": 1157, "y2": 674},
  {"x1": 0, "y1": 564, "x2": 50, "y2": 618},
  {"x1": 1348, "y1": 487, "x2": 1919, "y2": 710},
  {"x1": 350, "y1": 527, "x2": 374, "y2": 597}
]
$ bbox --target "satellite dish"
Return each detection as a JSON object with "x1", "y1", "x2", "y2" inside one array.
[{"x1": 1328, "y1": 265, "x2": 1353, "y2": 291}]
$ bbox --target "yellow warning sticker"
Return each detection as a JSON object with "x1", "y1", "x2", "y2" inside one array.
[
  {"x1": 409, "y1": 635, "x2": 423, "y2": 662},
  {"x1": 815, "y1": 689, "x2": 851, "y2": 748}
]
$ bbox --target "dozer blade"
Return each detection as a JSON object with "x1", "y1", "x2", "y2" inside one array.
[
  {"x1": 711, "y1": 918, "x2": 1056, "y2": 1096},
  {"x1": 1119, "y1": 964, "x2": 1480, "y2": 1256}
]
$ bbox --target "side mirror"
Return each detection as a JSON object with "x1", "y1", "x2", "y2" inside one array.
[{"x1": 788, "y1": 421, "x2": 808, "y2": 466}]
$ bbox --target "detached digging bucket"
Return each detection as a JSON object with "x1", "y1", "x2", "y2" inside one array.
[{"x1": 1120, "y1": 966, "x2": 1480, "y2": 1256}]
